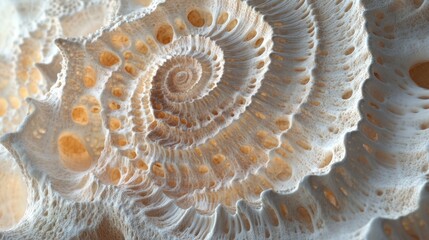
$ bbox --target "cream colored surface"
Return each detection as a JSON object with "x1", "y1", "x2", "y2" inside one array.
[{"x1": 0, "y1": 0, "x2": 428, "y2": 239}]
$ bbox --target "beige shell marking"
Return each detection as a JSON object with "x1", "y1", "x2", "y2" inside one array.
[{"x1": 0, "y1": 0, "x2": 429, "y2": 239}]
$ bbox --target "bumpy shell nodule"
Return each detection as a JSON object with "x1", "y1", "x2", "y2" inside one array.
[{"x1": 0, "y1": 0, "x2": 429, "y2": 239}]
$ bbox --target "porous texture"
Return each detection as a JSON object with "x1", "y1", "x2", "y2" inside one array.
[{"x1": 0, "y1": 0, "x2": 428, "y2": 239}]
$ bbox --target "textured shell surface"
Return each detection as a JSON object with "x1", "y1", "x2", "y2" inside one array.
[{"x1": 0, "y1": 0, "x2": 428, "y2": 239}]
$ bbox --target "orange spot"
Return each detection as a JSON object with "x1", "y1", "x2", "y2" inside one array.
[
  {"x1": 240, "y1": 145, "x2": 252, "y2": 154},
  {"x1": 19, "y1": 87, "x2": 29, "y2": 99},
  {"x1": 409, "y1": 61, "x2": 429, "y2": 89},
  {"x1": 319, "y1": 152, "x2": 333, "y2": 168},
  {"x1": 99, "y1": 51, "x2": 120, "y2": 67},
  {"x1": 111, "y1": 33, "x2": 130, "y2": 49},
  {"x1": 175, "y1": 18, "x2": 187, "y2": 31},
  {"x1": 156, "y1": 24, "x2": 174, "y2": 45},
  {"x1": 109, "y1": 101, "x2": 121, "y2": 110},
  {"x1": 58, "y1": 133, "x2": 92, "y2": 171},
  {"x1": 83, "y1": 66, "x2": 97, "y2": 88},
  {"x1": 187, "y1": 9, "x2": 205, "y2": 27},
  {"x1": 245, "y1": 29, "x2": 257, "y2": 41},
  {"x1": 136, "y1": 160, "x2": 148, "y2": 170},
  {"x1": 152, "y1": 162, "x2": 165, "y2": 177},
  {"x1": 124, "y1": 63, "x2": 138, "y2": 76},
  {"x1": 71, "y1": 106, "x2": 89, "y2": 125},
  {"x1": 0, "y1": 98, "x2": 8, "y2": 116},
  {"x1": 344, "y1": 2, "x2": 353, "y2": 12},
  {"x1": 28, "y1": 82, "x2": 39, "y2": 94},
  {"x1": 109, "y1": 118, "x2": 121, "y2": 131},
  {"x1": 116, "y1": 136, "x2": 128, "y2": 147},
  {"x1": 135, "y1": 40, "x2": 149, "y2": 54},
  {"x1": 212, "y1": 154, "x2": 226, "y2": 165},
  {"x1": 342, "y1": 90, "x2": 353, "y2": 99},
  {"x1": 109, "y1": 167, "x2": 121, "y2": 185},
  {"x1": 262, "y1": 135, "x2": 279, "y2": 149},
  {"x1": 297, "y1": 207, "x2": 313, "y2": 232},
  {"x1": 9, "y1": 96, "x2": 21, "y2": 109},
  {"x1": 344, "y1": 47, "x2": 355, "y2": 55},
  {"x1": 255, "y1": 38, "x2": 264, "y2": 48},
  {"x1": 324, "y1": 188, "x2": 339, "y2": 208},
  {"x1": 296, "y1": 139, "x2": 312, "y2": 150},
  {"x1": 226, "y1": 19, "x2": 238, "y2": 32},
  {"x1": 198, "y1": 165, "x2": 209, "y2": 174},
  {"x1": 123, "y1": 51, "x2": 133, "y2": 60},
  {"x1": 112, "y1": 87, "x2": 123, "y2": 97},
  {"x1": 280, "y1": 203, "x2": 288, "y2": 217},
  {"x1": 275, "y1": 118, "x2": 290, "y2": 131},
  {"x1": 267, "y1": 157, "x2": 292, "y2": 181},
  {"x1": 217, "y1": 12, "x2": 228, "y2": 25}
]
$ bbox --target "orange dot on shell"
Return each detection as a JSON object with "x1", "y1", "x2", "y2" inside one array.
[
  {"x1": 175, "y1": 18, "x2": 187, "y2": 31},
  {"x1": 136, "y1": 160, "x2": 148, "y2": 170},
  {"x1": 324, "y1": 188, "x2": 339, "y2": 208},
  {"x1": 280, "y1": 203, "x2": 288, "y2": 217},
  {"x1": 342, "y1": 89, "x2": 353, "y2": 100},
  {"x1": 111, "y1": 33, "x2": 130, "y2": 49},
  {"x1": 109, "y1": 118, "x2": 121, "y2": 131},
  {"x1": 319, "y1": 152, "x2": 333, "y2": 168},
  {"x1": 156, "y1": 24, "x2": 174, "y2": 45},
  {"x1": 83, "y1": 66, "x2": 97, "y2": 88},
  {"x1": 17, "y1": 70, "x2": 29, "y2": 81},
  {"x1": 187, "y1": 9, "x2": 205, "y2": 27},
  {"x1": 112, "y1": 87, "x2": 123, "y2": 98},
  {"x1": 344, "y1": 2, "x2": 353, "y2": 12},
  {"x1": 109, "y1": 168, "x2": 121, "y2": 184},
  {"x1": 296, "y1": 139, "x2": 312, "y2": 150},
  {"x1": 212, "y1": 154, "x2": 226, "y2": 165},
  {"x1": 9, "y1": 96, "x2": 21, "y2": 109},
  {"x1": 57, "y1": 133, "x2": 92, "y2": 172},
  {"x1": 109, "y1": 101, "x2": 121, "y2": 110},
  {"x1": 135, "y1": 40, "x2": 149, "y2": 54},
  {"x1": 240, "y1": 145, "x2": 252, "y2": 154},
  {"x1": 124, "y1": 63, "x2": 138, "y2": 76},
  {"x1": 28, "y1": 82, "x2": 39, "y2": 94},
  {"x1": 245, "y1": 29, "x2": 257, "y2": 41},
  {"x1": 99, "y1": 51, "x2": 120, "y2": 67},
  {"x1": 146, "y1": 36, "x2": 157, "y2": 50},
  {"x1": 127, "y1": 150, "x2": 137, "y2": 159},
  {"x1": 91, "y1": 105, "x2": 101, "y2": 113},
  {"x1": 297, "y1": 206, "x2": 313, "y2": 231},
  {"x1": 255, "y1": 38, "x2": 264, "y2": 48},
  {"x1": 71, "y1": 106, "x2": 89, "y2": 125},
  {"x1": 275, "y1": 118, "x2": 290, "y2": 131},
  {"x1": 344, "y1": 47, "x2": 355, "y2": 55},
  {"x1": 217, "y1": 12, "x2": 229, "y2": 25},
  {"x1": 409, "y1": 61, "x2": 429, "y2": 89},
  {"x1": 226, "y1": 19, "x2": 238, "y2": 31},
  {"x1": 152, "y1": 162, "x2": 165, "y2": 177},
  {"x1": 198, "y1": 165, "x2": 209, "y2": 174},
  {"x1": 267, "y1": 157, "x2": 292, "y2": 181},
  {"x1": 262, "y1": 135, "x2": 279, "y2": 149},
  {"x1": 19, "y1": 87, "x2": 29, "y2": 99},
  {"x1": 30, "y1": 68, "x2": 42, "y2": 82},
  {"x1": 0, "y1": 98, "x2": 8, "y2": 116},
  {"x1": 123, "y1": 51, "x2": 133, "y2": 60},
  {"x1": 116, "y1": 136, "x2": 128, "y2": 147}
]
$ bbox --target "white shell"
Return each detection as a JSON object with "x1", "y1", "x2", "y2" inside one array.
[{"x1": 0, "y1": 0, "x2": 429, "y2": 239}]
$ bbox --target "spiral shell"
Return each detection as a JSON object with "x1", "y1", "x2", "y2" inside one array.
[{"x1": 1, "y1": 0, "x2": 429, "y2": 239}]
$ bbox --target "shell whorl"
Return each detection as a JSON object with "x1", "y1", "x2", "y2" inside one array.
[{"x1": 1, "y1": 0, "x2": 429, "y2": 239}]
